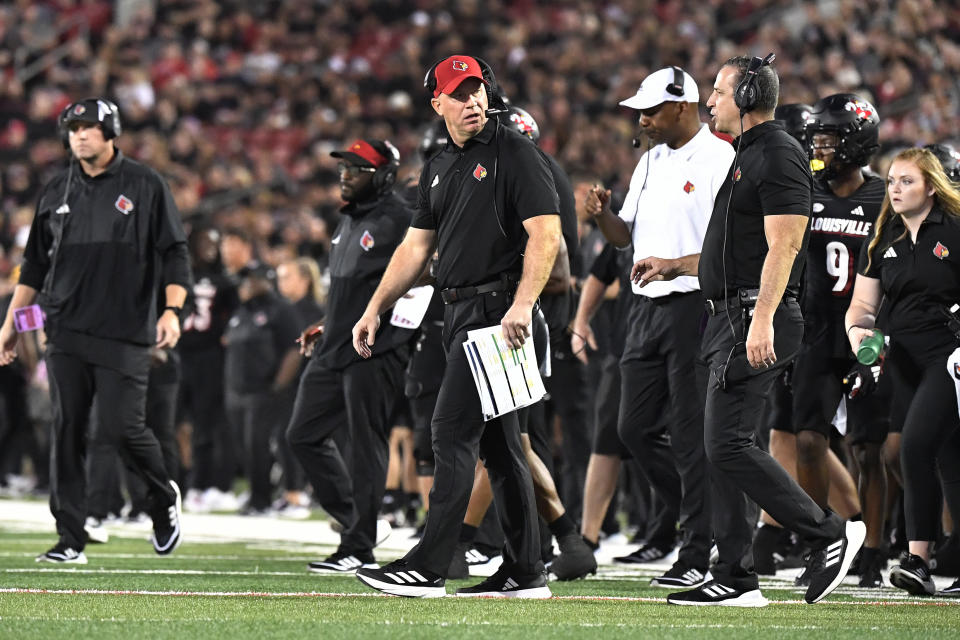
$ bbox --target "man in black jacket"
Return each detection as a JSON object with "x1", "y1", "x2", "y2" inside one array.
[
  {"x1": 286, "y1": 139, "x2": 414, "y2": 572},
  {"x1": 0, "y1": 97, "x2": 190, "y2": 563}
]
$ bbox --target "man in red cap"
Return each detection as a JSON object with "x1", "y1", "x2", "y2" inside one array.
[
  {"x1": 286, "y1": 138, "x2": 416, "y2": 573},
  {"x1": 353, "y1": 55, "x2": 561, "y2": 598}
]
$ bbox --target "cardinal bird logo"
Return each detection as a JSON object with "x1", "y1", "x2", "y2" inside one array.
[
  {"x1": 473, "y1": 163, "x2": 488, "y2": 181},
  {"x1": 934, "y1": 241, "x2": 950, "y2": 260},
  {"x1": 360, "y1": 230, "x2": 375, "y2": 251},
  {"x1": 732, "y1": 167, "x2": 742, "y2": 183},
  {"x1": 683, "y1": 181, "x2": 695, "y2": 193},
  {"x1": 115, "y1": 194, "x2": 134, "y2": 214},
  {"x1": 73, "y1": 104, "x2": 86, "y2": 115},
  {"x1": 452, "y1": 60, "x2": 469, "y2": 71}
]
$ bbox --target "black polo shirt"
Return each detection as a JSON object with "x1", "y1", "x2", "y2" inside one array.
[
  {"x1": 412, "y1": 118, "x2": 559, "y2": 290},
  {"x1": 699, "y1": 120, "x2": 812, "y2": 300},
  {"x1": 859, "y1": 205, "x2": 960, "y2": 349}
]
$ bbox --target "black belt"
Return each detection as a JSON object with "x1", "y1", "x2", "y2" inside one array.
[
  {"x1": 704, "y1": 295, "x2": 740, "y2": 316},
  {"x1": 441, "y1": 279, "x2": 512, "y2": 304},
  {"x1": 704, "y1": 292, "x2": 796, "y2": 316}
]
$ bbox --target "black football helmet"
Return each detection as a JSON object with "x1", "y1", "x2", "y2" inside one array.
[
  {"x1": 774, "y1": 103, "x2": 813, "y2": 146},
  {"x1": 503, "y1": 106, "x2": 540, "y2": 144},
  {"x1": 418, "y1": 121, "x2": 449, "y2": 161},
  {"x1": 805, "y1": 93, "x2": 880, "y2": 179},
  {"x1": 924, "y1": 143, "x2": 960, "y2": 183}
]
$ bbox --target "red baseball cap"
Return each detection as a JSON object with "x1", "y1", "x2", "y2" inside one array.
[
  {"x1": 330, "y1": 139, "x2": 391, "y2": 167},
  {"x1": 430, "y1": 55, "x2": 487, "y2": 98}
]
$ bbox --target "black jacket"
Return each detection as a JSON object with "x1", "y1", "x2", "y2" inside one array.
[
  {"x1": 20, "y1": 150, "x2": 191, "y2": 346},
  {"x1": 314, "y1": 191, "x2": 414, "y2": 370}
]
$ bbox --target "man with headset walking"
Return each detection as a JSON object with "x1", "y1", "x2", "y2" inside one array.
[
  {"x1": 584, "y1": 66, "x2": 731, "y2": 589},
  {"x1": 286, "y1": 139, "x2": 414, "y2": 572},
  {"x1": 352, "y1": 55, "x2": 560, "y2": 598},
  {"x1": 0, "y1": 97, "x2": 188, "y2": 563},
  {"x1": 633, "y1": 56, "x2": 865, "y2": 606}
]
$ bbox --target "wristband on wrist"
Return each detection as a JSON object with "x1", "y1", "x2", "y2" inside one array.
[{"x1": 163, "y1": 306, "x2": 182, "y2": 315}]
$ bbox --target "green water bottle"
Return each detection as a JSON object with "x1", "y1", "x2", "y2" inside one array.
[{"x1": 856, "y1": 329, "x2": 885, "y2": 365}]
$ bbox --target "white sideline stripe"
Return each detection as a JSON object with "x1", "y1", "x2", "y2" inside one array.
[
  {"x1": 3, "y1": 568, "x2": 301, "y2": 576},
  {"x1": 3, "y1": 587, "x2": 958, "y2": 606}
]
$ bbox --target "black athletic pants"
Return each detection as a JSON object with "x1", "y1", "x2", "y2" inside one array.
[
  {"x1": 887, "y1": 338, "x2": 960, "y2": 542},
  {"x1": 286, "y1": 349, "x2": 406, "y2": 554},
  {"x1": 180, "y1": 346, "x2": 235, "y2": 493},
  {"x1": 406, "y1": 293, "x2": 542, "y2": 579},
  {"x1": 616, "y1": 292, "x2": 711, "y2": 569},
  {"x1": 701, "y1": 298, "x2": 844, "y2": 590},
  {"x1": 47, "y1": 342, "x2": 176, "y2": 550}
]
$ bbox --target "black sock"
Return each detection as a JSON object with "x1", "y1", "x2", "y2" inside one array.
[
  {"x1": 583, "y1": 536, "x2": 599, "y2": 551},
  {"x1": 459, "y1": 523, "x2": 479, "y2": 544},
  {"x1": 548, "y1": 513, "x2": 576, "y2": 539},
  {"x1": 849, "y1": 512, "x2": 863, "y2": 522}
]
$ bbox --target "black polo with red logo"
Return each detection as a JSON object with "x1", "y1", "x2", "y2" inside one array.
[
  {"x1": 699, "y1": 120, "x2": 812, "y2": 300},
  {"x1": 412, "y1": 117, "x2": 559, "y2": 291},
  {"x1": 860, "y1": 204, "x2": 960, "y2": 357}
]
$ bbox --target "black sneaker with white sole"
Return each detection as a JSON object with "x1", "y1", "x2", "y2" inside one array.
[
  {"x1": 356, "y1": 559, "x2": 446, "y2": 598},
  {"x1": 651, "y1": 562, "x2": 711, "y2": 588},
  {"x1": 547, "y1": 533, "x2": 597, "y2": 581},
  {"x1": 613, "y1": 543, "x2": 672, "y2": 564},
  {"x1": 804, "y1": 520, "x2": 866, "y2": 604},
  {"x1": 667, "y1": 580, "x2": 768, "y2": 607},
  {"x1": 889, "y1": 552, "x2": 936, "y2": 596},
  {"x1": 455, "y1": 566, "x2": 551, "y2": 599},
  {"x1": 151, "y1": 480, "x2": 182, "y2": 555},
  {"x1": 36, "y1": 543, "x2": 88, "y2": 564},
  {"x1": 308, "y1": 551, "x2": 378, "y2": 573},
  {"x1": 938, "y1": 577, "x2": 960, "y2": 597}
]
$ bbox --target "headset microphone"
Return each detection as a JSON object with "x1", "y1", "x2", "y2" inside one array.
[
  {"x1": 485, "y1": 108, "x2": 507, "y2": 116},
  {"x1": 632, "y1": 138, "x2": 642, "y2": 148}
]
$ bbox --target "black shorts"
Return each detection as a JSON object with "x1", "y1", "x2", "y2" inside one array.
[
  {"x1": 790, "y1": 341, "x2": 890, "y2": 445},
  {"x1": 592, "y1": 353, "x2": 630, "y2": 458}
]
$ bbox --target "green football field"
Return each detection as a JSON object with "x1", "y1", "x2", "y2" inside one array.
[{"x1": 2, "y1": 527, "x2": 958, "y2": 639}]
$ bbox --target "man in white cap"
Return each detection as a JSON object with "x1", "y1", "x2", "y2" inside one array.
[{"x1": 583, "y1": 66, "x2": 734, "y2": 588}]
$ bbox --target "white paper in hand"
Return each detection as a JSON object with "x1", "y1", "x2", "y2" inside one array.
[
  {"x1": 461, "y1": 324, "x2": 546, "y2": 421},
  {"x1": 390, "y1": 285, "x2": 434, "y2": 329}
]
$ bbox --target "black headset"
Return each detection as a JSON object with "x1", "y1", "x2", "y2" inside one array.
[
  {"x1": 665, "y1": 66, "x2": 685, "y2": 97},
  {"x1": 423, "y1": 55, "x2": 508, "y2": 114},
  {"x1": 372, "y1": 140, "x2": 401, "y2": 194},
  {"x1": 57, "y1": 97, "x2": 122, "y2": 149},
  {"x1": 734, "y1": 53, "x2": 775, "y2": 115}
]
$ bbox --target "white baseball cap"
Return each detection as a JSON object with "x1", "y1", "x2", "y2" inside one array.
[{"x1": 619, "y1": 67, "x2": 699, "y2": 110}]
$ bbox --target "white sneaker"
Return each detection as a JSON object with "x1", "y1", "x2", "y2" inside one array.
[
  {"x1": 84, "y1": 517, "x2": 109, "y2": 544},
  {"x1": 184, "y1": 489, "x2": 211, "y2": 513}
]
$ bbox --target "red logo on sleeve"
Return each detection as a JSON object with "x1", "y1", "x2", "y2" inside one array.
[
  {"x1": 115, "y1": 194, "x2": 134, "y2": 214},
  {"x1": 360, "y1": 230, "x2": 375, "y2": 251},
  {"x1": 683, "y1": 181, "x2": 695, "y2": 193},
  {"x1": 934, "y1": 241, "x2": 950, "y2": 260},
  {"x1": 473, "y1": 163, "x2": 488, "y2": 181}
]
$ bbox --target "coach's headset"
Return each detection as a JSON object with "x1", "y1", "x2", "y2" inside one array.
[
  {"x1": 373, "y1": 141, "x2": 400, "y2": 194},
  {"x1": 57, "y1": 97, "x2": 123, "y2": 150}
]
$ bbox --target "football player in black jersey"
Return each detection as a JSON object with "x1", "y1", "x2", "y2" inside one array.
[{"x1": 791, "y1": 93, "x2": 890, "y2": 587}]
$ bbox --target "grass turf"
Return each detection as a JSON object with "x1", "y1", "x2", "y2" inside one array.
[{"x1": 1, "y1": 530, "x2": 957, "y2": 639}]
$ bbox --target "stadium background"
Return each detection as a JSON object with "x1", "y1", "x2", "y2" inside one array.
[{"x1": 1, "y1": 0, "x2": 959, "y2": 284}]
